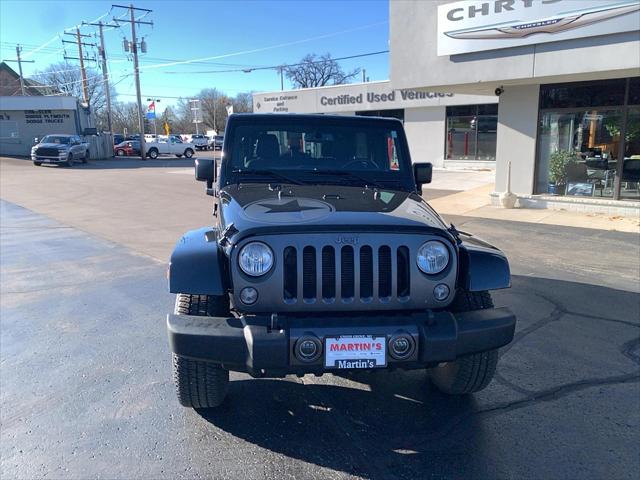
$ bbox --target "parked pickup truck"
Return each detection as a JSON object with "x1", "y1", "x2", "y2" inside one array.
[
  {"x1": 145, "y1": 137, "x2": 196, "y2": 159},
  {"x1": 189, "y1": 134, "x2": 209, "y2": 151},
  {"x1": 31, "y1": 134, "x2": 89, "y2": 167}
]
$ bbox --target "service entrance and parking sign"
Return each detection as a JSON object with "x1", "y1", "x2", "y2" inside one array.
[{"x1": 324, "y1": 335, "x2": 387, "y2": 369}]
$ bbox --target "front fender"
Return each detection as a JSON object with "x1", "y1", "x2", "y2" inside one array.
[
  {"x1": 168, "y1": 227, "x2": 227, "y2": 295},
  {"x1": 457, "y1": 233, "x2": 511, "y2": 292}
]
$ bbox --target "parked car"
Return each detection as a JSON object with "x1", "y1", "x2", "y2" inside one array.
[
  {"x1": 31, "y1": 134, "x2": 89, "y2": 167},
  {"x1": 113, "y1": 134, "x2": 125, "y2": 145},
  {"x1": 213, "y1": 134, "x2": 224, "y2": 150},
  {"x1": 166, "y1": 113, "x2": 516, "y2": 408},
  {"x1": 189, "y1": 134, "x2": 209, "y2": 151},
  {"x1": 145, "y1": 136, "x2": 195, "y2": 159},
  {"x1": 114, "y1": 140, "x2": 141, "y2": 156}
]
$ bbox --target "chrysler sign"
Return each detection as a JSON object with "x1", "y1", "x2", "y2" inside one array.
[{"x1": 437, "y1": 0, "x2": 640, "y2": 56}]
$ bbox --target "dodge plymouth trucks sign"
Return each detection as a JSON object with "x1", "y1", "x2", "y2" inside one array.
[{"x1": 437, "y1": 0, "x2": 640, "y2": 56}]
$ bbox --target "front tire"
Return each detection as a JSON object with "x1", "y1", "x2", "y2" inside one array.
[
  {"x1": 184, "y1": 148, "x2": 194, "y2": 158},
  {"x1": 33, "y1": 161, "x2": 42, "y2": 166},
  {"x1": 430, "y1": 290, "x2": 499, "y2": 395},
  {"x1": 172, "y1": 294, "x2": 230, "y2": 408},
  {"x1": 116, "y1": 149, "x2": 125, "y2": 156},
  {"x1": 173, "y1": 354, "x2": 229, "y2": 409},
  {"x1": 66, "y1": 154, "x2": 74, "y2": 167},
  {"x1": 148, "y1": 148, "x2": 159, "y2": 159}
]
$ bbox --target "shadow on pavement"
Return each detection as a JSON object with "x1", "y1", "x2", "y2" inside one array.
[
  {"x1": 198, "y1": 375, "x2": 489, "y2": 479},
  {"x1": 196, "y1": 274, "x2": 639, "y2": 479},
  {"x1": 5, "y1": 155, "x2": 209, "y2": 170}
]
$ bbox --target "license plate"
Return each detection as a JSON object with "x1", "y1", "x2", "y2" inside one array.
[
  {"x1": 44, "y1": 159, "x2": 52, "y2": 163},
  {"x1": 324, "y1": 335, "x2": 386, "y2": 369}
]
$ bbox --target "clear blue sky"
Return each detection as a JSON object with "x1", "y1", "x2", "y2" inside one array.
[{"x1": 0, "y1": 0, "x2": 390, "y2": 110}]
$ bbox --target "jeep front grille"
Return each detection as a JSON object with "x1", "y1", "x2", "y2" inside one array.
[{"x1": 282, "y1": 244, "x2": 411, "y2": 304}]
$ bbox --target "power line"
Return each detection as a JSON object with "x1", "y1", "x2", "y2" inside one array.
[
  {"x1": 162, "y1": 50, "x2": 389, "y2": 75},
  {"x1": 137, "y1": 20, "x2": 388, "y2": 71}
]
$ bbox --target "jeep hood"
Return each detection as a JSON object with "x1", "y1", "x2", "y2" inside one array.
[{"x1": 219, "y1": 183, "x2": 450, "y2": 240}]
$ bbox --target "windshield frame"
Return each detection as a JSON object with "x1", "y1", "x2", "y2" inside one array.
[
  {"x1": 221, "y1": 115, "x2": 416, "y2": 192},
  {"x1": 41, "y1": 135, "x2": 71, "y2": 145}
]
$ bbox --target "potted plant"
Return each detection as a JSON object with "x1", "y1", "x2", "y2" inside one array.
[{"x1": 548, "y1": 150, "x2": 576, "y2": 195}]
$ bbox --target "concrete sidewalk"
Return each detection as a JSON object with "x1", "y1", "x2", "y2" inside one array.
[{"x1": 429, "y1": 181, "x2": 640, "y2": 234}]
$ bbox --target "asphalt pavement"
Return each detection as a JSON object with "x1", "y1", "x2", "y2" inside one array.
[{"x1": 1, "y1": 156, "x2": 639, "y2": 479}]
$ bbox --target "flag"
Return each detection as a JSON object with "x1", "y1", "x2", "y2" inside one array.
[
  {"x1": 146, "y1": 101, "x2": 156, "y2": 120},
  {"x1": 225, "y1": 104, "x2": 234, "y2": 116},
  {"x1": 163, "y1": 121, "x2": 170, "y2": 136}
]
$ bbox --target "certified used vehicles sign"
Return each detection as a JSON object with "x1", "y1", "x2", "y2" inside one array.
[{"x1": 325, "y1": 335, "x2": 387, "y2": 369}]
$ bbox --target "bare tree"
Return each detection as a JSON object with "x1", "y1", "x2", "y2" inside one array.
[
  {"x1": 285, "y1": 53, "x2": 360, "y2": 89},
  {"x1": 232, "y1": 92, "x2": 253, "y2": 113},
  {"x1": 110, "y1": 102, "x2": 141, "y2": 136},
  {"x1": 33, "y1": 62, "x2": 116, "y2": 130}
]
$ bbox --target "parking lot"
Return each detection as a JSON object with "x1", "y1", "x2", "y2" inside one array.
[{"x1": 1, "y1": 155, "x2": 639, "y2": 479}]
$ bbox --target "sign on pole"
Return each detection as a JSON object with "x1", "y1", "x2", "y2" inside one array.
[{"x1": 146, "y1": 101, "x2": 156, "y2": 120}]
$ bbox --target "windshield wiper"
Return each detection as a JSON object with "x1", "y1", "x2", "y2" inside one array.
[
  {"x1": 231, "y1": 169, "x2": 305, "y2": 185},
  {"x1": 310, "y1": 170, "x2": 393, "y2": 190}
]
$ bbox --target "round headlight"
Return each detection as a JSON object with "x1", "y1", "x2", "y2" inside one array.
[
  {"x1": 239, "y1": 242, "x2": 274, "y2": 276},
  {"x1": 417, "y1": 241, "x2": 449, "y2": 275}
]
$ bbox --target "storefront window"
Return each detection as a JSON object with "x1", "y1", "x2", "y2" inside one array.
[
  {"x1": 536, "y1": 78, "x2": 640, "y2": 201},
  {"x1": 621, "y1": 106, "x2": 640, "y2": 201},
  {"x1": 445, "y1": 104, "x2": 497, "y2": 161},
  {"x1": 355, "y1": 109, "x2": 404, "y2": 121}
]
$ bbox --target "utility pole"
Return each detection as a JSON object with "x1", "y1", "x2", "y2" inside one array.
[
  {"x1": 3, "y1": 45, "x2": 35, "y2": 95},
  {"x1": 84, "y1": 20, "x2": 118, "y2": 132},
  {"x1": 113, "y1": 4, "x2": 153, "y2": 159},
  {"x1": 277, "y1": 66, "x2": 285, "y2": 91},
  {"x1": 362, "y1": 69, "x2": 366, "y2": 83},
  {"x1": 63, "y1": 29, "x2": 95, "y2": 104}
]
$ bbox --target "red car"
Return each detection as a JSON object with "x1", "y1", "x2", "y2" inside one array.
[{"x1": 114, "y1": 140, "x2": 141, "y2": 156}]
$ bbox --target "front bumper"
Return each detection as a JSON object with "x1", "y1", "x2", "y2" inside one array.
[
  {"x1": 32, "y1": 155, "x2": 67, "y2": 163},
  {"x1": 167, "y1": 308, "x2": 516, "y2": 377}
]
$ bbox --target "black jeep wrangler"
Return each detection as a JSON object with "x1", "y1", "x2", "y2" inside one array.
[{"x1": 167, "y1": 114, "x2": 516, "y2": 408}]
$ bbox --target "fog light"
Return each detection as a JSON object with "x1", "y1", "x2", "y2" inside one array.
[
  {"x1": 239, "y1": 287, "x2": 258, "y2": 305},
  {"x1": 433, "y1": 284, "x2": 450, "y2": 301},
  {"x1": 389, "y1": 334, "x2": 415, "y2": 360},
  {"x1": 295, "y1": 336, "x2": 322, "y2": 362}
]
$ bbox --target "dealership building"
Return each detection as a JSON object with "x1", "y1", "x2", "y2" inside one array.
[{"x1": 254, "y1": 0, "x2": 640, "y2": 214}]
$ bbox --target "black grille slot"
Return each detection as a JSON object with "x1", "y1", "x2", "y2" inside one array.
[
  {"x1": 36, "y1": 147, "x2": 60, "y2": 156},
  {"x1": 379, "y1": 246, "x2": 392, "y2": 298},
  {"x1": 303, "y1": 246, "x2": 316, "y2": 299},
  {"x1": 322, "y1": 246, "x2": 336, "y2": 299},
  {"x1": 397, "y1": 246, "x2": 410, "y2": 298},
  {"x1": 341, "y1": 246, "x2": 354, "y2": 299},
  {"x1": 360, "y1": 246, "x2": 373, "y2": 299},
  {"x1": 283, "y1": 247, "x2": 297, "y2": 300}
]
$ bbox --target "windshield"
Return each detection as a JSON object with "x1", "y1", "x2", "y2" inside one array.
[
  {"x1": 42, "y1": 135, "x2": 70, "y2": 144},
  {"x1": 226, "y1": 121, "x2": 412, "y2": 189}
]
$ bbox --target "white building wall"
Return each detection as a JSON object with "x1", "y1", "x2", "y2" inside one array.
[
  {"x1": 390, "y1": 1, "x2": 640, "y2": 94},
  {"x1": 404, "y1": 107, "x2": 446, "y2": 167},
  {"x1": 494, "y1": 85, "x2": 540, "y2": 195}
]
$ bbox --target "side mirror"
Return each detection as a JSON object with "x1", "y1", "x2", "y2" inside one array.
[
  {"x1": 413, "y1": 162, "x2": 432, "y2": 193},
  {"x1": 195, "y1": 158, "x2": 216, "y2": 196}
]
